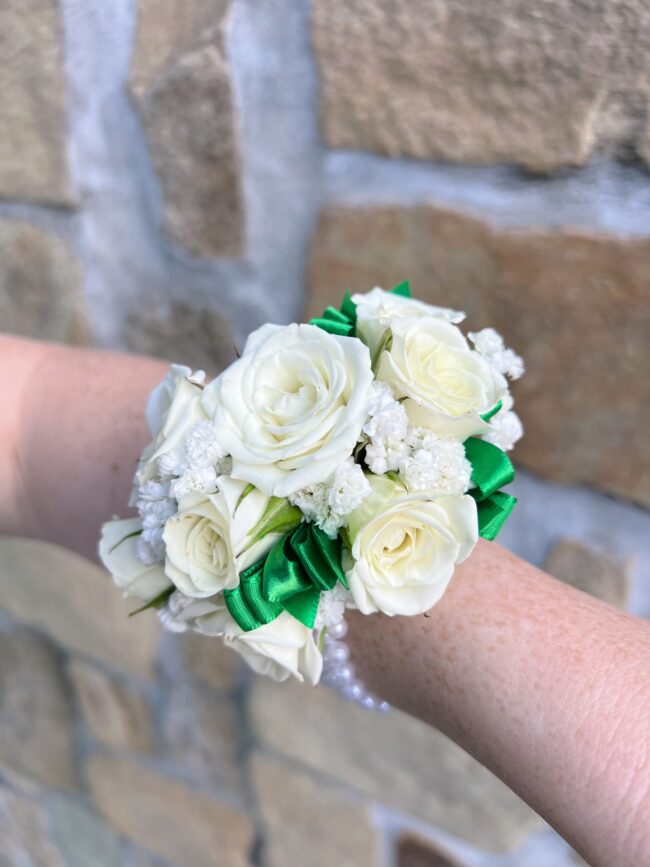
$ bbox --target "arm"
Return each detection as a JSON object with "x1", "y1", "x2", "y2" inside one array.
[{"x1": 1, "y1": 334, "x2": 649, "y2": 866}]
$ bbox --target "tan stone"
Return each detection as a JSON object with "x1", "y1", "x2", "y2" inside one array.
[
  {"x1": 0, "y1": 219, "x2": 87, "y2": 344},
  {"x1": 398, "y1": 834, "x2": 465, "y2": 867},
  {"x1": 311, "y1": 0, "x2": 650, "y2": 171},
  {"x1": 0, "y1": 538, "x2": 160, "y2": 679},
  {"x1": 87, "y1": 754, "x2": 253, "y2": 867},
  {"x1": 307, "y1": 205, "x2": 650, "y2": 506},
  {"x1": 0, "y1": 788, "x2": 66, "y2": 867},
  {"x1": 252, "y1": 752, "x2": 381, "y2": 867},
  {"x1": 126, "y1": 301, "x2": 237, "y2": 377},
  {"x1": 250, "y1": 678, "x2": 541, "y2": 852},
  {"x1": 129, "y1": 1, "x2": 243, "y2": 257},
  {"x1": 0, "y1": 0, "x2": 74, "y2": 204},
  {"x1": 163, "y1": 684, "x2": 241, "y2": 792},
  {"x1": 180, "y1": 629, "x2": 241, "y2": 691},
  {"x1": 0, "y1": 631, "x2": 79, "y2": 791},
  {"x1": 543, "y1": 538, "x2": 630, "y2": 609},
  {"x1": 68, "y1": 659, "x2": 154, "y2": 753}
]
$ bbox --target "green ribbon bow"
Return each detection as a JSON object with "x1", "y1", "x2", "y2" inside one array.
[
  {"x1": 224, "y1": 522, "x2": 348, "y2": 632},
  {"x1": 310, "y1": 281, "x2": 411, "y2": 337},
  {"x1": 463, "y1": 437, "x2": 517, "y2": 541}
]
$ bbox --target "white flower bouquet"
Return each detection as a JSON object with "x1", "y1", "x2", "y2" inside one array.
[{"x1": 100, "y1": 283, "x2": 523, "y2": 706}]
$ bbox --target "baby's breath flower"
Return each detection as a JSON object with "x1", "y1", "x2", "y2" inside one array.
[{"x1": 468, "y1": 328, "x2": 524, "y2": 380}]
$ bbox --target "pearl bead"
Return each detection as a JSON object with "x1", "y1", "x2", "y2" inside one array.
[
  {"x1": 327, "y1": 620, "x2": 348, "y2": 640},
  {"x1": 337, "y1": 664, "x2": 354, "y2": 683}
]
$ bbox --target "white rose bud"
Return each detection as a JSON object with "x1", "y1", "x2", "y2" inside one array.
[
  {"x1": 377, "y1": 317, "x2": 506, "y2": 439},
  {"x1": 163, "y1": 477, "x2": 282, "y2": 598},
  {"x1": 353, "y1": 287, "x2": 465, "y2": 354},
  {"x1": 99, "y1": 517, "x2": 172, "y2": 601},
  {"x1": 345, "y1": 474, "x2": 478, "y2": 617},
  {"x1": 205, "y1": 323, "x2": 374, "y2": 497}
]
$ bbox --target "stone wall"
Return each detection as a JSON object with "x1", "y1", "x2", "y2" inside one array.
[{"x1": 0, "y1": 1, "x2": 649, "y2": 865}]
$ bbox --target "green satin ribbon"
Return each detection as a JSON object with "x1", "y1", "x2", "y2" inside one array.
[
  {"x1": 224, "y1": 522, "x2": 348, "y2": 632},
  {"x1": 464, "y1": 436, "x2": 517, "y2": 540},
  {"x1": 310, "y1": 282, "x2": 412, "y2": 338}
]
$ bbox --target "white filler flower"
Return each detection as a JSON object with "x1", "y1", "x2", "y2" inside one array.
[{"x1": 205, "y1": 323, "x2": 374, "y2": 497}]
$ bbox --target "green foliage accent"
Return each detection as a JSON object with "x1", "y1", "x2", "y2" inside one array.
[
  {"x1": 129, "y1": 586, "x2": 174, "y2": 617},
  {"x1": 235, "y1": 483, "x2": 255, "y2": 512},
  {"x1": 109, "y1": 528, "x2": 142, "y2": 554},
  {"x1": 389, "y1": 281, "x2": 411, "y2": 297},
  {"x1": 480, "y1": 400, "x2": 503, "y2": 423},
  {"x1": 371, "y1": 327, "x2": 393, "y2": 373},
  {"x1": 244, "y1": 497, "x2": 302, "y2": 552}
]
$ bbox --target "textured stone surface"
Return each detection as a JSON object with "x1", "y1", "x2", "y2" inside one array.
[
  {"x1": 126, "y1": 301, "x2": 237, "y2": 376},
  {"x1": 0, "y1": 219, "x2": 87, "y2": 343},
  {"x1": 251, "y1": 677, "x2": 542, "y2": 852},
  {"x1": 398, "y1": 835, "x2": 465, "y2": 867},
  {"x1": 544, "y1": 538, "x2": 630, "y2": 609},
  {"x1": 48, "y1": 795, "x2": 123, "y2": 867},
  {"x1": 68, "y1": 659, "x2": 154, "y2": 753},
  {"x1": 180, "y1": 629, "x2": 241, "y2": 691},
  {"x1": 163, "y1": 684, "x2": 241, "y2": 791},
  {"x1": 0, "y1": 631, "x2": 79, "y2": 791},
  {"x1": 88, "y1": 754, "x2": 253, "y2": 867},
  {"x1": 129, "y1": 0, "x2": 243, "y2": 257},
  {"x1": 0, "y1": 0, "x2": 74, "y2": 204},
  {"x1": 312, "y1": 0, "x2": 650, "y2": 171},
  {"x1": 0, "y1": 538, "x2": 160, "y2": 679},
  {"x1": 307, "y1": 205, "x2": 650, "y2": 506},
  {"x1": 0, "y1": 788, "x2": 66, "y2": 867},
  {"x1": 253, "y1": 752, "x2": 381, "y2": 867}
]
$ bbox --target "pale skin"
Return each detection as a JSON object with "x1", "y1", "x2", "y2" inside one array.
[{"x1": 1, "y1": 334, "x2": 649, "y2": 866}]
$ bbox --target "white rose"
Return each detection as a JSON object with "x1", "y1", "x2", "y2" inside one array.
[
  {"x1": 132, "y1": 369, "x2": 210, "y2": 501},
  {"x1": 346, "y1": 474, "x2": 477, "y2": 616},
  {"x1": 353, "y1": 287, "x2": 465, "y2": 353},
  {"x1": 145, "y1": 365, "x2": 206, "y2": 438},
  {"x1": 163, "y1": 477, "x2": 281, "y2": 598},
  {"x1": 204, "y1": 323, "x2": 374, "y2": 497},
  {"x1": 161, "y1": 594, "x2": 322, "y2": 684},
  {"x1": 99, "y1": 517, "x2": 172, "y2": 601},
  {"x1": 377, "y1": 317, "x2": 506, "y2": 439}
]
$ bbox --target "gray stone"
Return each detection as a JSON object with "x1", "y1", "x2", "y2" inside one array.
[
  {"x1": 48, "y1": 794, "x2": 123, "y2": 867},
  {"x1": 0, "y1": 787, "x2": 66, "y2": 867},
  {"x1": 180, "y1": 629, "x2": 241, "y2": 691},
  {"x1": 250, "y1": 677, "x2": 542, "y2": 852},
  {"x1": 0, "y1": 0, "x2": 75, "y2": 204},
  {"x1": 253, "y1": 752, "x2": 381, "y2": 867},
  {"x1": 0, "y1": 538, "x2": 160, "y2": 679},
  {"x1": 312, "y1": 0, "x2": 650, "y2": 171},
  {"x1": 68, "y1": 659, "x2": 154, "y2": 753},
  {"x1": 307, "y1": 205, "x2": 650, "y2": 507},
  {"x1": 0, "y1": 630, "x2": 79, "y2": 791},
  {"x1": 543, "y1": 538, "x2": 630, "y2": 609},
  {"x1": 87, "y1": 754, "x2": 253, "y2": 867},
  {"x1": 0, "y1": 219, "x2": 87, "y2": 344},
  {"x1": 126, "y1": 301, "x2": 237, "y2": 377},
  {"x1": 129, "y1": 0, "x2": 243, "y2": 257},
  {"x1": 163, "y1": 684, "x2": 241, "y2": 793}
]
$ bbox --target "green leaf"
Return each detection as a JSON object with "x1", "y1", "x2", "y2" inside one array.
[
  {"x1": 339, "y1": 526, "x2": 352, "y2": 552},
  {"x1": 385, "y1": 470, "x2": 407, "y2": 489},
  {"x1": 129, "y1": 585, "x2": 174, "y2": 617},
  {"x1": 244, "y1": 497, "x2": 302, "y2": 552},
  {"x1": 389, "y1": 280, "x2": 411, "y2": 298},
  {"x1": 371, "y1": 327, "x2": 393, "y2": 374},
  {"x1": 109, "y1": 528, "x2": 142, "y2": 554},
  {"x1": 235, "y1": 483, "x2": 255, "y2": 512},
  {"x1": 480, "y1": 400, "x2": 503, "y2": 423}
]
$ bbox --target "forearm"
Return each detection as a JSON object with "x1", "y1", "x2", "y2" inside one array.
[
  {"x1": 0, "y1": 334, "x2": 168, "y2": 561},
  {"x1": 348, "y1": 540, "x2": 650, "y2": 867}
]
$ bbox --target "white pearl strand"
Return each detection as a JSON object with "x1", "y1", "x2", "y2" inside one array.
[{"x1": 320, "y1": 618, "x2": 390, "y2": 712}]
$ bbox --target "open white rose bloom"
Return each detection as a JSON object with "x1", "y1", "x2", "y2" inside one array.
[{"x1": 100, "y1": 283, "x2": 524, "y2": 706}]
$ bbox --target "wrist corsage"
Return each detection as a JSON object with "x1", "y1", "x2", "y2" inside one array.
[{"x1": 100, "y1": 284, "x2": 523, "y2": 710}]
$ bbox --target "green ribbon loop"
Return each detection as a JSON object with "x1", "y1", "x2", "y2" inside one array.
[
  {"x1": 224, "y1": 523, "x2": 348, "y2": 632},
  {"x1": 476, "y1": 492, "x2": 517, "y2": 541},
  {"x1": 464, "y1": 437, "x2": 515, "y2": 502},
  {"x1": 310, "y1": 283, "x2": 411, "y2": 339},
  {"x1": 464, "y1": 437, "x2": 517, "y2": 540}
]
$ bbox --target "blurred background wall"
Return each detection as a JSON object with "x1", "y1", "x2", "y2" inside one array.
[{"x1": 0, "y1": 1, "x2": 648, "y2": 866}]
